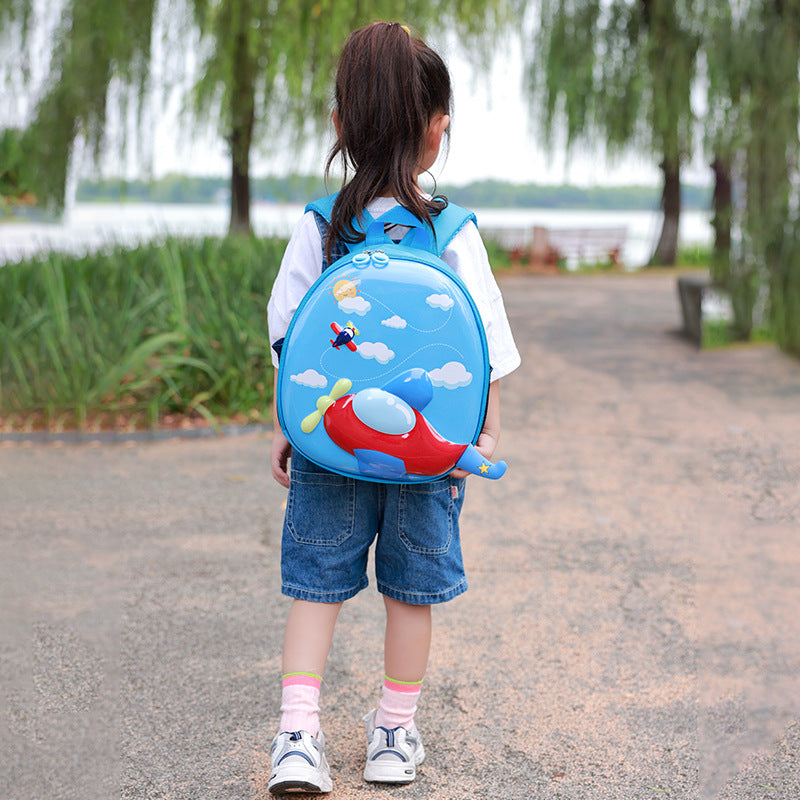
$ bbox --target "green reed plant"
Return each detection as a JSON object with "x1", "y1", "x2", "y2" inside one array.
[{"x1": 0, "y1": 235, "x2": 286, "y2": 430}]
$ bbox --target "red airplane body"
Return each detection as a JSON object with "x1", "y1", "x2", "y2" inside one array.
[{"x1": 322, "y1": 393, "x2": 466, "y2": 476}]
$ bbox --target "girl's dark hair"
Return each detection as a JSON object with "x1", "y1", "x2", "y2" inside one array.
[{"x1": 323, "y1": 22, "x2": 452, "y2": 262}]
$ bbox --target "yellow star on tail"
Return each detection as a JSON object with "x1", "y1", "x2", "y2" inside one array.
[{"x1": 479, "y1": 463, "x2": 489, "y2": 474}]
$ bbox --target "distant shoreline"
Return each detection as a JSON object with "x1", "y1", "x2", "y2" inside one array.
[{"x1": 74, "y1": 174, "x2": 713, "y2": 213}]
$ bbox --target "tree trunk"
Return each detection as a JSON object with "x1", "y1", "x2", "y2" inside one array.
[
  {"x1": 711, "y1": 157, "x2": 732, "y2": 256},
  {"x1": 228, "y1": 27, "x2": 256, "y2": 236},
  {"x1": 650, "y1": 158, "x2": 681, "y2": 266},
  {"x1": 229, "y1": 121, "x2": 253, "y2": 235},
  {"x1": 709, "y1": 156, "x2": 733, "y2": 289}
]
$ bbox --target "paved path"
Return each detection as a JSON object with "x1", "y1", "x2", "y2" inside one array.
[{"x1": 2, "y1": 273, "x2": 799, "y2": 800}]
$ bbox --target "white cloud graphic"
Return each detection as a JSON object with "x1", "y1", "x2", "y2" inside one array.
[
  {"x1": 426, "y1": 293, "x2": 454, "y2": 311},
  {"x1": 290, "y1": 369, "x2": 327, "y2": 388},
  {"x1": 381, "y1": 315, "x2": 407, "y2": 329},
  {"x1": 357, "y1": 341, "x2": 395, "y2": 365},
  {"x1": 338, "y1": 295, "x2": 371, "y2": 316},
  {"x1": 428, "y1": 361, "x2": 472, "y2": 389}
]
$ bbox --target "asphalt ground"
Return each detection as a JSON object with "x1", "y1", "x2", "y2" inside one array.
[{"x1": 1, "y1": 272, "x2": 799, "y2": 800}]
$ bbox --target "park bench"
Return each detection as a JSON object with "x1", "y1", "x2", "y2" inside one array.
[
  {"x1": 482, "y1": 224, "x2": 627, "y2": 271},
  {"x1": 545, "y1": 226, "x2": 627, "y2": 268}
]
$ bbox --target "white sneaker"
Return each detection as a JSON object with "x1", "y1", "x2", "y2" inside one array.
[
  {"x1": 362, "y1": 710, "x2": 425, "y2": 784},
  {"x1": 268, "y1": 730, "x2": 333, "y2": 795}
]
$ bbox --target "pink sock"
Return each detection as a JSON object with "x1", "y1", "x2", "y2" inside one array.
[
  {"x1": 374, "y1": 675, "x2": 422, "y2": 731},
  {"x1": 280, "y1": 672, "x2": 322, "y2": 736}
]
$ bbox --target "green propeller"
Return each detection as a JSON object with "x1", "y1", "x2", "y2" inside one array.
[{"x1": 300, "y1": 378, "x2": 353, "y2": 433}]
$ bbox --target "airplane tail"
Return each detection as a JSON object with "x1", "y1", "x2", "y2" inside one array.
[{"x1": 455, "y1": 444, "x2": 507, "y2": 480}]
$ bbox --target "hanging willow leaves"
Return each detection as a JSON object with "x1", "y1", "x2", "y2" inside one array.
[
  {"x1": 1, "y1": 0, "x2": 510, "y2": 233},
  {"x1": 741, "y1": 0, "x2": 800, "y2": 353},
  {"x1": 526, "y1": 0, "x2": 701, "y2": 266}
]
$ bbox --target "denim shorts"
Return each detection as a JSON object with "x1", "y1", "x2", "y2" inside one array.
[{"x1": 280, "y1": 451, "x2": 468, "y2": 605}]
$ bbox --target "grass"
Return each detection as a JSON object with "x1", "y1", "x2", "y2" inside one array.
[
  {"x1": 559, "y1": 256, "x2": 620, "y2": 273},
  {"x1": 0, "y1": 235, "x2": 286, "y2": 432},
  {"x1": 701, "y1": 318, "x2": 774, "y2": 349},
  {"x1": 675, "y1": 243, "x2": 713, "y2": 267}
]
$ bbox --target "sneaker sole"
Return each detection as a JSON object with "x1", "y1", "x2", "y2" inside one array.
[{"x1": 269, "y1": 770, "x2": 333, "y2": 795}]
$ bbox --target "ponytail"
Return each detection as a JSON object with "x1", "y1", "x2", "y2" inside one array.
[{"x1": 324, "y1": 22, "x2": 452, "y2": 262}]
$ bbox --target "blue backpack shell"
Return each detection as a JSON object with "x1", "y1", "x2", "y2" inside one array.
[{"x1": 276, "y1": 194, "x2": 506, "y2": 483}]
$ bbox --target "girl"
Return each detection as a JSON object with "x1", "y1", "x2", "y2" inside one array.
[{"x1": 266, "y1": 21, "x2": 520, "y2": 795}]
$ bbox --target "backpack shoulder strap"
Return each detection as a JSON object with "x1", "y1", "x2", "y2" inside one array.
[
  {"x1": 306, "y1": 192, "x2": 378, "y2": 257},
  {"x1": 305, "y1": 191, "x2": 339, "y2": 222},
  {"x1": 431, "y1": 203, "x2": 477, "y2": 256}
]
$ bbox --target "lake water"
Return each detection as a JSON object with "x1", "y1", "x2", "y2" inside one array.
[{"x1": 0, "y1": 201, "x2": 713, "y2": 268}]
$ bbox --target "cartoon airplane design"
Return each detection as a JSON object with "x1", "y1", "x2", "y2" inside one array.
[
  {"x1": 300, "y1": 368, "x2": 506, "y2": 480},
  {"x1": 330, "y1": 321, "x2": 359, "y2": 351}
]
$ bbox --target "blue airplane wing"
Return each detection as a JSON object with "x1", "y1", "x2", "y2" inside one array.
[{"x1": 353, "y1": 449, "x2": 410, "y2": 480}]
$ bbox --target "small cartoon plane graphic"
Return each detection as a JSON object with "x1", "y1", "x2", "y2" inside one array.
[{"x1": 330, "y1": 321, "x2": 359, "y2": 351}]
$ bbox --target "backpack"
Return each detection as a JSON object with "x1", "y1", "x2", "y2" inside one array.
[{"x1": 276, "y1": 193, "x2": 507, "y2": 484}]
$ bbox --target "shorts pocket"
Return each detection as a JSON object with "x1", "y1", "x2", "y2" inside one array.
[
  {"x1": 397, "y1": 478, "x2": 463, "y2": 556},
  {"x1": 286, "y1": 465, "x2": 356, "y2": 546}
]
